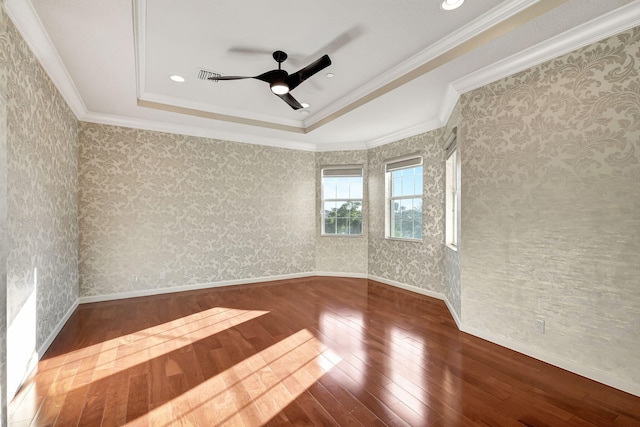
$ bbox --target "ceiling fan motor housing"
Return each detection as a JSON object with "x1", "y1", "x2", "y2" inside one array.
[{"x1": 270, "y1": 69, "x2": 290, "y2": 95}]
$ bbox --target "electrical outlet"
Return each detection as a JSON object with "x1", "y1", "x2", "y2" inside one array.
[
  {"x1": 535, "y1": 319, "x2": 545, "y2": 334},
  {"x1": 160, "y1": 272, "x2": 166, "y2": 279},
  {"x1": 132, "y1": 275, "x2": 138, "y2": 282},
  {"x1": 162, "y1": 237, "x2": 168, "y2": 245}
]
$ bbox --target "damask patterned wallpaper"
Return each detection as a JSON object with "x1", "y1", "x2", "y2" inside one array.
[
  {"x1": 1, "y1": 9, "x2": 78, "y2": 354},
  {"x1": 3, "y1": 1, "x2": 639, "y2": 400},
  {"x1": 368, "y1": 130, "x2": 446, "y2": 293},
  {"x1": 440, "y1": 103, "x2": 462, "y2": 320},
  {"x1": 315, "y1": 150, "x2": 368, "y2": 275},
  {"x1": 460, "y1": 27, "x2": 640, "y2": 385},
  {"x1": 78, "y1": 123, "x2": 316, "y2": 297},
  {"x1": 0, "y1": 10, "x2": 7, "y2": 420}
]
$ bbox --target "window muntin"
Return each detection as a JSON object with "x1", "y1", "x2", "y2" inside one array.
[
  {"x1": 322, "y1": 167, "x2": 363, "y2": 236},
  {"x1": 386, "y1": 156, "x2": 423, "y2": 240}
]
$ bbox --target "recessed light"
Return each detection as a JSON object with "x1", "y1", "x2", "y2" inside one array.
[
  {"x1": 326, "y1": 73, "x2": 335, "y2": 78},
  {"x1": 301, "y1": 103, "x2": 310, "y2": 108},
  {"x1": 170, "y1": 75, "x2": 185, "y2": 83},
  {"x1": 441, "y1": 0, "x2": 464, "y2": 10}
]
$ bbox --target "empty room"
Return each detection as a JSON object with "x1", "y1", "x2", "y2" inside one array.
[{"x1": 1, "y1": 0, "x2": 640, "y2": 425}]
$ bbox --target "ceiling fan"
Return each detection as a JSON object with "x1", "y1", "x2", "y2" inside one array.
[{"x1": 209, "y1": 50, "x2": 331, "y2": 110}]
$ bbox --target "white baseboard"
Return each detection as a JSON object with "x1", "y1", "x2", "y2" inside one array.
[
  {"x1": 37, "y1": 298, "x2": 79, "y2": 358},
  {"x1": 364, "y1": 274, "x2": 639, "y2": 397},
  {"x1": 367, "y1": 274, "x2": 445, "y2": 301},
  {"x1": 49, "y1": 272, "x2": 639, "y2": 398},
  {"x1": 460, "y1": 323, "x2": 640, "y2": 398},
  {"x1": 9, "y1": 297, "x2": 78, "y2": 402},
  {"x1": 78, "y1": 272, "x2": 317, "y2": 304},
  {"x1": 314, "y1": 271, "x2": 368, "y2": 279},
  {"x1": 443, "y1": 296, "x2": 462, "y2": 329}
]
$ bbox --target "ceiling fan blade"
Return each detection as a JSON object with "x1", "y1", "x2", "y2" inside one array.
[
  {"x1": 286, "y1": 54, "x2": 331, "y2": 91},
  {"x1": 211, "y1": 71, "x2": 282, "y2": 84},
  {"x1": 277, "y1": 93, "x2": 303, "y2": 110},
  {"x1": 254, "y1": 69, "x2": 283, "y2": 84},
  {"x1": 208, "y1": 75, "x2": 251, "y2": 81}
]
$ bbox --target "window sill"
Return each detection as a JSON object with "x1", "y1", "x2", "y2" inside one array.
[
  {"x1": 446, "y1": 243, "x2": 458, "y2": 252},
  {"x1": 321, "y1": 234, "x2": 364, "y2": 238},
  {"x1": 385, "y1": 237, "x2": 422, "y2": 243}
]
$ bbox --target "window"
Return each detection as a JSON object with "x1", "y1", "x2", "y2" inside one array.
[
  {"x1": 321, "y1": 166, "x2": 363, "y2": 236},
  {"x1": 385, "y1": 155, "x2": 423, "y2": 240},
  {"x1": 445, "y1": 132, "x2": 459, "y2": 249}
]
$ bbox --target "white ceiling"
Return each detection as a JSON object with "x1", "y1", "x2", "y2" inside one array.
[{"x1": 5, "y1": 0, "x2": 640, "y2": 151}]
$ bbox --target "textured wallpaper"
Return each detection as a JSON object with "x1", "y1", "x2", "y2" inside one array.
[
  {"x1": 315, "y1": 150, "x2": 368, "y2": 275},
  {"x1": 78, "y1": 123, "x2": 316, "y2": 297},
  {"x1": 368, "y1": 130, "x2": 446, "y2": 293},
  {"x1": 1, "y1": 10, "x2": 78, "y2": 352},
  {"x1": 0, "y1": 10, "x2": 7, "y2": 420},
  {"x1": 460, "y1": 27, "x2": 640, "y2": 385},
  {"x1": 441, "y1": 103, "x2": 462, "y2": 320},
  {"x1": 3, "y1": 2, "x2": 639, "y2": 404}
]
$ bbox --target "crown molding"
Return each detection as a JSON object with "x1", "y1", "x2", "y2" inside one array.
[
  {"x1": 307, "y1": 0, "x2": 540, "y2": 128},
  {"x1": 453, "y1": 0, "x2": 640, "y2": 95},
  {"x1": 133, "y1": 0, "x2": 304, "y2": 131},
  {"x1": 4, "y1": 0, "x2": 88, "y2": 118},
  {"x1": 80, "y1": 111, "x2": 317, "y2": 151},
  {"x1": 5, "y1": 0, "x2": 640, "y2": 153},
  {"x1": 377, "y1": 1, "x2": 640, "y2": 147},
  {"x1": 438, "y1": 84, "x2": 460, "y2": 125},
  {"x1": 363, "y1": 85, "x2": 461, "y2": 150},
  {"x1": 314, "y1": 140, "x2": 370, "y2": 152},
  {"x1": 139, "y1": 92, "x2": 304, "y2": 129},
  {"x1": 365, "y1": 118, "x2": 443, "y2": 150}
]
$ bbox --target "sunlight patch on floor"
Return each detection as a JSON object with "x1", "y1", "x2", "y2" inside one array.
[
  {"x1": 56, "y1": 307, "x2": 270, "y2": 389},
  {"x1": 135, "y1": 328, "x2": 340, "y2": 426}
]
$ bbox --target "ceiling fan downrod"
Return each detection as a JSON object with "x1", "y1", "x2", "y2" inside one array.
[{"x1": 272, "y1": 50, "x2": 288, "y2": 69}]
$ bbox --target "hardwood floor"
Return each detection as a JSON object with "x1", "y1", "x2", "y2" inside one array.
[{"x1": 8, "y1": 277, "x2": 640, "y2": 426}]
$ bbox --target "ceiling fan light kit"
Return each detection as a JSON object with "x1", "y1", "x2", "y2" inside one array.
[
  {"x1": 270, "y1": 83, "x2": 289, "y2": 95},
  {"x1": 210, "y1": 50, "x2": 331, "y2": 110}
]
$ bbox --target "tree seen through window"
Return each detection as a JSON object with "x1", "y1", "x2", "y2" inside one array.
[{"x1": 322, "y1": 170, "x2": 363, "y2": 236}]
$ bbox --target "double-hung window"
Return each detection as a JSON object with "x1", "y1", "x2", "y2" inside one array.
[
  {"x1": 385, "y1": 155, "x2": 423, "y2": 240},
  {"x1": 321, "y1": 166, "x2": 363, "y2": 236},
  {"x1": 445, "y1": 132, "x2": 459, "y2": 249}
]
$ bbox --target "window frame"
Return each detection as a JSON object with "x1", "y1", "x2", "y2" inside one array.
[
  {"x1": 321, "y1": 165, "x2": 364, "y2": 237},
  {"x1": 445, "y1": 132, "x2": 459, "y2": 250},
  {"x1": 384, "y1": 154, "x2": 424, "y2": 241}
]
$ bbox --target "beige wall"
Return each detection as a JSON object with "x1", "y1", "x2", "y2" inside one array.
[
  {"x1": 1, "y1": 2, "x2": 639, "y2": 405},
  {"x1": 0, "y1": 11, "x2": 7, "y2": 421},
  {"x1": 78, "y1": 123, "x2": 316, "y2": 297},
  {"x1": 315, "y1": 150, "x2": 368, "y2": 275},
  {"x1": 367, "y1": 129, "x2": 448, "y2": 293},
  {"x1": 459, "y1": 27, "x2": 640, "y2": 387},
  {"x1": 0, "y1": 6, "x2": 79, "y2": 407},
  {"x1": 441, "y1": 103, "x2": 462, "y2": 320}
]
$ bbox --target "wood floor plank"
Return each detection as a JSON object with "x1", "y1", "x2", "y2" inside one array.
[
  {"x1": 76, "y1": 375, "x2": 110, "y2": 426},
  {"x1": 8, "y1": 276, "x2": 640, "y2": 426}
]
